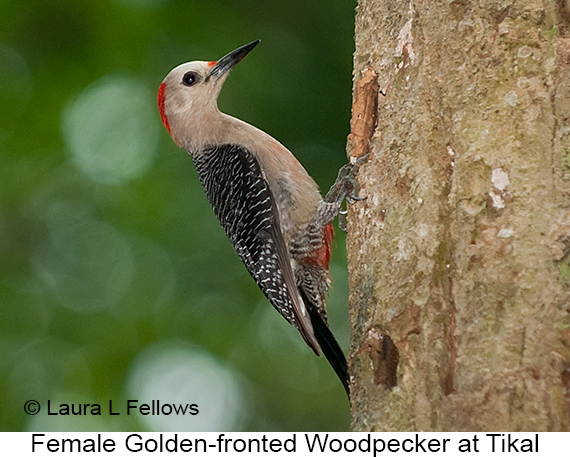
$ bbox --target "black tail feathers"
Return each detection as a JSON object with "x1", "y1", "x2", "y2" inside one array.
[{"x1": 302, "y1": 292, "x2": 350, "y2": 396}]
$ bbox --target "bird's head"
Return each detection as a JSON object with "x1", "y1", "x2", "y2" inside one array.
[{"x1": 157, "y1": 40, "x2": 260, "y2": 148}]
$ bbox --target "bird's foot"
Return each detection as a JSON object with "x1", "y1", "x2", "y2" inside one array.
[{"x1": 325, "y1": 154, "x2": 369, "y2": 232}]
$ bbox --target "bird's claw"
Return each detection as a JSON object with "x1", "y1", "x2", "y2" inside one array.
[
  {"x1": 325, "y1": 154, "x2": 369, "y2": 205},
  {"x1": 325, "y1": 154, "x2": 369, "y2": 232},
  {"x1": 347, "y1": 194, "x2": 366, "y2": 204}
]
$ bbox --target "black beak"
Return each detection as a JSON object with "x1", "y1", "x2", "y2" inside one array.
[{"x1": 208, "y1": 40, "x2": 260, "y2": 80}]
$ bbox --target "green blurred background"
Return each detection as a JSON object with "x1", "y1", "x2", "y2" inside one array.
[{"x1": 0, "y1": 0, "x2": 355, "y2": 431}]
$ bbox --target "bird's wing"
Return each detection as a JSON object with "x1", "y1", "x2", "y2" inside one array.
[{"x1": 192, "y1": 143, "x2": 321, "y2": 354}]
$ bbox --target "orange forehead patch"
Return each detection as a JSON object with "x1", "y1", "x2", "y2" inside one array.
[{"x1": 207, "y1": 61, "x2": 217, "y2": 67}]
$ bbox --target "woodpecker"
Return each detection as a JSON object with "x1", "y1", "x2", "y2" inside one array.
[{"x1": 158, "y1": 40, "x2": 364, "y2": 395}]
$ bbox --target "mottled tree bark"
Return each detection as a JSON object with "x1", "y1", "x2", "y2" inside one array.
[{"x1": 347, "y1": 0, "x2": 570, "y2": 431}]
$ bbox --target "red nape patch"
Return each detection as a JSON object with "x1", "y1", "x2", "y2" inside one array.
[
  {"x1": 157, "y1": 82, "x2": 172, "y2": 136},
  {"x1": 312, "y1": 223, "x2": 335, "y2": 269},
  {"x1": 207, "y1": 61, "x2": 217, "y2": 67}
]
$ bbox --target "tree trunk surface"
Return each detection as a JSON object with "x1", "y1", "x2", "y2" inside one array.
[{"x1": 347, "y1": 0, "x2": 570, "y2": 431}]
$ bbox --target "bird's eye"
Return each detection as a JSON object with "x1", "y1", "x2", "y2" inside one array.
[{"x1": 182, "y1": 71, "x2": 200, "y2": 87}]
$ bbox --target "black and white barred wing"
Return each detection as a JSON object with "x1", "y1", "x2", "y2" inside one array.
[{"x1": 192, "y1": 144, "x2": 320, "y2": 354}]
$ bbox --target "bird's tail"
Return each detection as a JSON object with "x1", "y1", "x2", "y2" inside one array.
[{"x1": 301, "y1": 291, "x2": 350, "y2": 396}]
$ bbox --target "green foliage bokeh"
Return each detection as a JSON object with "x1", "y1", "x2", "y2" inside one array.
[{"x1": 0, "y1": 0, "x2": 355, "y2": 431}]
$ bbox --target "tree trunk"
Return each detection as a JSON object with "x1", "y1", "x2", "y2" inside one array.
[{"x1": 346, "y1": 0, "x2": 570, "y2": 431}]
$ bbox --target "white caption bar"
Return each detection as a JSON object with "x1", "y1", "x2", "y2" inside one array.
[{"x1": 0, "y1": 432, "x2": 565, "y2": 456}]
